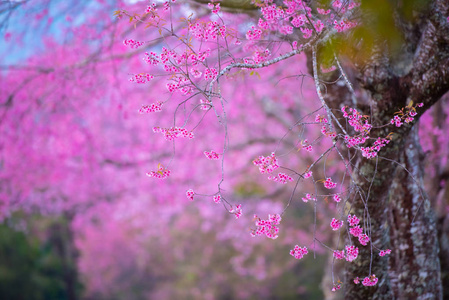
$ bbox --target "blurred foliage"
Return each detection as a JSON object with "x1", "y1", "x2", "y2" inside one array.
[
  {"x1": 317, "y1": 0, "x2": 430, "y2": 66},
  {"x1": 0, "y1": 216, "x2": 82, "y2": 300}
]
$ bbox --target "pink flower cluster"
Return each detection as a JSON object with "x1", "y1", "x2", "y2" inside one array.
[
  {"x1": 321, "y1": 125, "x2": 337, "y2": 138},
  {"x1": 362, "y1": 275, "x2": 378, "y2": 286},
  {"x1": 349, "y1": 225, "x2": 363, "y2": 237},
  {"x1": 390, "y1": 102, "x2": 423, "y2": 127},
  {"x1": 317, "y1": 8, "x2": 331, "y2": 15},
  {"x1": 268, "y1": 172, "x2": 294, "y2": 184},
  {"x1": 379, "y1": 249, "x2": 391, "y2": 257},
  {"x1": 143, "y1": 52, "x2": 159, "y2": 65},
  {"x1": 299, "y1": 139, "x2": 313, "y2": 152},
  {"x1": 253, "y1": 152, "x2": 279, "y2": 174},
  {"x1": 347, "y1": 214, "x2": 360, "y2": 226},
  {"x1": 208, "y1": 2, "x2": 220, "y2": 13},
  {"x1": 333, "y1": 250, "x2": 345, "y2": 260},
  {"x1": 229, "y1": 204, "x2": 242, "y2": 219},
  {"x1": 146, "y1": 165, "x2": 170, "y2": 179},
  {"x1": 333, "y1": 245, "x2": 359, "y2": 262},
  {"x1": 331, "y1": 284, "x2": 341, "y2": 292},
  {"x1": 213, "y1": 194, "x2": 221, "y2": 204},
  {"x1": 360, "y1": 137, "x2": 391, "y2": 159},
  {"x1": 123, "y1": 38, "x2": 144, "y2": 49},
  {"x1": 354, "y1": 275, "x2": 378, "y2": 286},
  {"x1": 347, "y1": 214, "x2": 371, "y2": 246},
  {"x1": 166, "y1": 77, "x2": 192, "y2": 95},
  {"x1": 333, "y1": 194, "x2": 341, "y2": 202},
  {"x1": 145, "y1": 2, "x2": 157, "y2": 14},
  {"x1": 189, "y1": 21, "x2": 226, "y2": 41},
  {"x1": 324, "y1": 177, "x2": 337, "y2": 189},
  {"x1": 253, "y1": 49, "x2": 271, "y2": 64},
  {"x1": 186, "y1": 189, "x2": 194, "y2": 201},
  {"x1": 304, "y1": 171, "x2": 312, "y2": 178},
  {"x1": 251, "y1": 214, "x2": 282, "y2": 239},
  {"x1": 246, "y1": 26, "x2": 263, "y2": 40},
  {"x1": 333, "y1": 19, "x2": 357, "y2": 32},
  {"x1": 342, "y1": 106, "x2": 393, "y2": 158},
  {"x1": 204, "y1": 68, "x2": 218, "y2": 80},
  {"x1": 302, "y1": 193, "x2": 316, "y2": 203},
  {"x1": 290, "y1": 245, "x2": 308, "y2": 260},
  {"x1": 204, "y1": 150, "x2": 220, "y2": 160},
  {"x1": 315, "y1": 114, "x2": 328, "y2": 124},
  {"x1": 348, "y1": 214, "x2": 360, "y2": 226},
  {"x1": 358, "y1": 233, "x2": 370, "y2": 246},
  {"x1": 129, "y1": 73, "x2": 154, "y2": 83},
  {"x1": 342, "y1": 106, "x2": 372, "y2": 134},
  {"x1": 330, "y1": 218, "x2": 343, "y2": 231},
  {"x1": 153, "y1": 126, "x2": 194, "y2": 141},
  {"x1": 139, "y1": 102, "x2": 162, "y2": 113},
  {"x1": 345, "y1": 245, "x2": 359, "y2": 262}
]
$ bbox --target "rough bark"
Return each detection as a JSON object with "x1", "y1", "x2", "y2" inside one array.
[{"x1": 388, "y1": 127, "x2": 441, "y2": 299}]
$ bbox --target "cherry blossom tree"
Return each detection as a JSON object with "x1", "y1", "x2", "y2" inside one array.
[
  {"x1": 117, "y1": 0, "x2": 449, "y2": 299},
  {"x1": 2, "y1": 0, "x2": 449, "y2": 299}
]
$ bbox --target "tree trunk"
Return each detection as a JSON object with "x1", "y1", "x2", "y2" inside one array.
[
  {"x1": 387, "y1": 126, "x2": 442, "y2": 299},
  {"x1": 342, "y1": 125, "x2": 442, "y2": 299}
]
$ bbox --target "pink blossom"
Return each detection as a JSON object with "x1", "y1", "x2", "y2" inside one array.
[
  {"x1": 290, "y1": 245, "x2": 308, "y2": 260},
  {"x1": 186, "y1": 189, "x2": 195, "y2": 201},
  {"x1": 208, "y1": 2, "x2": 220, "y2": 13},
  {"x1": 213, "y1": 194, "x2": 221, "y2": 203},
  {"x1": 349, "y1": 225, "x2": 363, "y2": 237},
  {"x1": 354, "y1": 277, "x2": 360, "y2": 284},
  {"x1": 324, "y1": 177, "x2": 337, "y2": 189},
  {"x1": 304, "y1": 171, "x2": 312, "y2": 179},
  {"x1": 379, "y1": 249, "x2": 392, "y2": 256},
  {"x1": 204, "y1": 150, "x2": 220, "y2": 160},
  {"x1": 253, "y1": 152, "x2": 279, "y2": 174},
  {"x1": 315, "y1": 114, "x2": 328, "y2": 123},
  {"x1": 345, "y1": 245, "x2": 359, "y2": 262},
  {"x1": 358, "y1": 233, "x2": 370, "y2": 246},
  {"x1": 190, "y1": 68, "x2": 202, "y2": 79},
  {"x1": 362, "y1": 275, "x2": 378, "y2": 286},
  {"x1": 333, "y1": 194, "x2": 341, "y2": 202},
  {"x1": 302, "y1": 193, "x2": 316, "y2": 203},
  {"x1": 204, "y1": 68, "x2": 218, "y2": 80},
  {"x1": 332, "y1": 0, "x2": 342, "y2": 8},
  {"x1": 123, "y1": 38, "x2": 144, "y2": 49},
  {"x1": 268, "y1": 172, "x2": 294, "y2": 184},
  {"x1": 300, "y1": 27, "x2": 313, "y2": 39},
  {"x1": 314, "y1": 20, "x2": 324, "y2": 33},
  {"x1": 139, "y1": 102, "x2": 163, "y2": 113},
  {"x1": 251, "y1": 214, "x2": 282, "y2": 239},
  {"x1": 143, "y1": 52, "x2": 159, "y2": 65},
  {"x1": 153, "y1": 126, "x2": 194, "y2": 141},
  {"x1": 347, "y1": 214, "x2": 360, "y2": 227},
  {"x1": 129, "y1": 73, "x2": 154, "y2": 83},
  {"x1": 331, "y1": 284, "x2": 341, "y2": 292},
  {"x1": 230, "y1": 204, "x2": 242, "y2": 219},
  {"x1": 330, "y1": 218, "x2": 343, "y2": 231},
  {"x1": 317, "y1": 7, "x2": 331, "y2": 15},
  {"x1": 333, "y1": 250, "x2": 345, "y2": 260},
  {"x1": 246, "y1": 26, "x2": 262, "y2": 40},
  {"x1": 146, "y1": 164, "x2": 170, "y2": 179}
]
